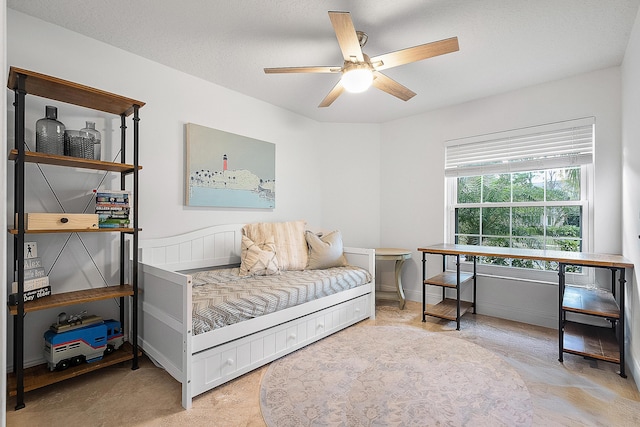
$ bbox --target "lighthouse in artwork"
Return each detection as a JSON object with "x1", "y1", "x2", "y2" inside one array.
[{"x1": 223, "y1": 154, "x2": 228, "y2": 171}]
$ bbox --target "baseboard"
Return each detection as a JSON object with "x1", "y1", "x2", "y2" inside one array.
[{"x1": 628, "y1": 335, "x2": 640, "y2": 389}]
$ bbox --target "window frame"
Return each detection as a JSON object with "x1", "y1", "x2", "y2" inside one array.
[{"x1": 445, "y1": 164, "x2": 594, "y2": 285}]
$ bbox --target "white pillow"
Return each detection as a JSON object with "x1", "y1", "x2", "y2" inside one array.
[
  {"x1": 239, "y1": 235, "x2": 280, "y2": 276},
  {"x1": 242, "y1": 220, "x2": 308, "y2": 270},
  {"x1": 305, "y1": 230, "x2": 348, "y2": 270}
]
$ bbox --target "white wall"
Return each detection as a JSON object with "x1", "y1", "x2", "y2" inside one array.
[
  {"x1": 621, "y1": 3, "x2": 640, "y2": 391},
  {"x1": 380, "y1": 67, "x2": 623, "y2": 329},
  {"x1": 4, "y1": 10, "x2": 379, "y2": 370}
]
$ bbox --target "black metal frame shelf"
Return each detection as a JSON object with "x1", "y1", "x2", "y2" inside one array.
[{"x1": 7, "y1": 66, "x2": 144, "y2": 409}]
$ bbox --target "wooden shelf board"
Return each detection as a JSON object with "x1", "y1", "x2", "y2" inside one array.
[
  {"x1": 424, "y1": 298, "x2": 473, "y2": 321},
  {"x1": 563, "y1": 321, "x2": 620, "y2": 363},
  {"x1": 7, "y1": 342, "x2": 139, "y2": 396},
  {"x1": 424, "y1": 271, "x2": 473, "y2": 288},
  {"x1": 8, "y1": 149, "x2": 140, "y2": 173},
  {"x1": 8, "y1": 67, "x2": 145, "y2": 116},
  {"x1": 8, "y1": 285, "x2": 133, "y2": 315},
  {"x1": 9, "y1": 227, "x2": 138, "y2": 235},
  {"x1": 562, "y1": 286, "x2": 620, "y2": 318}
]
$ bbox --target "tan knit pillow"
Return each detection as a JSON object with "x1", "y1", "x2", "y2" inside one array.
[
  {"x1": 239, "y1": 235, "x2": 280, "y2": 276},
  {"x1": 305, "y1": 230, "x2": 348, "y2": 270},
  {"x1": 242, "y1": 220, "x2": 308, "y2": 270}
]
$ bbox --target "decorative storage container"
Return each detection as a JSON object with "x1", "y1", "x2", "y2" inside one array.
[{"x1": 64, "y1": 130, "x2": 94, "y2": 159}]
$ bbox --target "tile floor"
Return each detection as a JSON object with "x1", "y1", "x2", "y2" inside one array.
[{"x1": 6, "y1": 300, "x2": 640, "y2": 426}]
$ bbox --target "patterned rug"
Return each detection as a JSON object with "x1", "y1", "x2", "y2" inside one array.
[{"x1": 260, "y1": 325, "x2": 533, "y2": 426}]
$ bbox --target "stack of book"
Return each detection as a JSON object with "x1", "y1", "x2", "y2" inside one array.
[
  {"x1": 10, "y1": 242, "x2": 52, "y2": 305},
  {"x1": 95, "y1": 190, "x2": 130, "y2": 229}
]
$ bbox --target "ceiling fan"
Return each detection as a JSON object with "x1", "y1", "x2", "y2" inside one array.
[{"x1": 264, "y1": 11, "x2": 459, "y2": 107}]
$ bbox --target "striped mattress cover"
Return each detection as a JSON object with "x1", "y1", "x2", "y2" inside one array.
[{"x1": 190, "y1": 266, "x2": 372, "y2": 336}]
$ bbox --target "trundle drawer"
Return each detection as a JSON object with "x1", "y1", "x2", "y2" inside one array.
[{"x1": 191, "y1": 293, "x2": 372, "y2": 396}]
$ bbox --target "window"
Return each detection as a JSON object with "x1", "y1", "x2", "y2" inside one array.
[{"x1": 445, "y1": 118, "x2": 594, "y2": 283}]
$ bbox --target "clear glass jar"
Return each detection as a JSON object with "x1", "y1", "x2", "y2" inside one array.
[
  {"x1": 80, "y1": 121, "x2": 101, "y2": 160},
  {"x1": 35, "y1": 106, "x2": 65, "y2": 155}
]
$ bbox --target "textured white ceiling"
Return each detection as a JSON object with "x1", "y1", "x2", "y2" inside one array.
[{"x1": 7, "y1": 0, "x2": 640, "y2": 123}]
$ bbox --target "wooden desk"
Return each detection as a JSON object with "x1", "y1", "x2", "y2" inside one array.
[
  {"x1": 375, "y1": 248, "x2": 411, "y2": 309},
  {"x1": 418, "y1": 244, "x2": 633, "y2": 377}
]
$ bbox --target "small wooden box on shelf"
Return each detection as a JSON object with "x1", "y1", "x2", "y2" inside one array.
[{"x1": 18, "y1": 213, "x2": 99, "y2": 231}]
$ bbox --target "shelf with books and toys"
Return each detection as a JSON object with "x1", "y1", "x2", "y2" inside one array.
[{"x1": 7, "y1": 66, "x2": 143, "y2": 409}]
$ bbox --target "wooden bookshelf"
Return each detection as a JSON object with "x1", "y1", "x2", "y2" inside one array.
[
  {"x1": 562, "y1": 286, "x2": 620, "y2": 319},
  {"x1": 424, "y1": 271, "x2": 473, "y2": 288},
  {"x1": 8, "y1": 227, "x2": 138, "y2": 235},
  {"x1": 8, "y1": 66, "x2": 145, "y2": 116},
  {"x1": 425, "y1": 298, "x2": 474, "y2": 321},
  {"x1": 563, "y1": 321, "x2": 620, "y2": 363},
  {"x1": 7, "y1": 342, "x2": 140, "y2": 396},
  {"x1": 8, "y1": 149, "x2": 141, "y2": 173},
  {"x1": 8, "y1": 285, "x2": 134, "y2": 315}
]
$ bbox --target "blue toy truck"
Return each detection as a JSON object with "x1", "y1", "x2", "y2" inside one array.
[{"x1": 43, "y1": 319, "x2": 124, "y2": 371}]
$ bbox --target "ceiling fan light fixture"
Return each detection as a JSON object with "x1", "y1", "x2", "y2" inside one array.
[{"x1": 341, "y1": 66, "x2": 373, "y2": 93}]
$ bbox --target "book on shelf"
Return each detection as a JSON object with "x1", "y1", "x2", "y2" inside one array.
[
  {"x1": 95, "y1": 189, "x2": 130, "y2": 195},
  {"x1": 11, "y1": 275, "x2": 50, "y2": 293},
  {"x1": 96, "y1": 191, "x2": 130, "y2": 203},
  {"x1": 21, "y1": 257, "x2": 43, "y2": 270},
  {"x1": 95, "y1": 189, "x2": 130, "y2": 229},
  {"x1": 8, "y1": 286, "x2": 52, "y2": 305},
  {"x1": 95, "y1": 206, "x2": 131, "y2": 212},
  {"x1": 23, "y1": 266, "x2": 47, "y2": 280}
]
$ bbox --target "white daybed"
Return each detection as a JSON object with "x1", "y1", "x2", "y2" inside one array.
[{"x1": 135, "y1": 223, "x2": 375, "y2": 409}]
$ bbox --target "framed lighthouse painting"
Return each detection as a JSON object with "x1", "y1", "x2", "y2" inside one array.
[{"x1": 185, "y1": 123, "x2": 276, "y2": 208}]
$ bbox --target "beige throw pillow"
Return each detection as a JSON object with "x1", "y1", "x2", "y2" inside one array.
[
  {"x1": 242, "y1": 220, "x2": 308, "y2": 270},
  {"x1": 239, "y1": 235, "x2": 280, "y2": 276},
  {"x1": 305, "y1": 230, "x2": 348, "y2": 270}
]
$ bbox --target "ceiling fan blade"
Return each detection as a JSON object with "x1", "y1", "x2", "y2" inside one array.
[
  {"x1": 264, "y1": 66, "x2": 339, "y2": 74},
  {"x1": 370, "y1": 37, "x2": 459, "y2": 71},
  {"x1": 328, "y1": 11, "x2": 364, "y2": 63},
  {"x1": 318, "y1": 80, "x2": 345, "y2": 107},
  {"x1": 371, "y1": 71, "x2": 416, "y2": 101}
]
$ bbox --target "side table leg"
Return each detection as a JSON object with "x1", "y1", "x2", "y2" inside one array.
[{"x1": 395, "y1": 258, "x2": 407, "y2": 310}]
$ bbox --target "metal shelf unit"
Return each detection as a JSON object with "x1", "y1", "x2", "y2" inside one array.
[{"x1": 7, "y1": 66, "x2": 144, "y2": 409}]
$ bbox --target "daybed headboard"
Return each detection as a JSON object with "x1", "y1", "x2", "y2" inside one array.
[{"x1": 138, "y1": 224, "x2": 243, "y2": 271}]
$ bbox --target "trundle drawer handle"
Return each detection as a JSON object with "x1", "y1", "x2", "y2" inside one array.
[
  {"x1": 226, "y1": 358, "x2": 234, "y2": 365},
  {"x1": 288, "y1": 334, "x2": 296, "y2": 340},
  {"x1": 317, "y1": 323, "x2": 324, "y2": 329}
]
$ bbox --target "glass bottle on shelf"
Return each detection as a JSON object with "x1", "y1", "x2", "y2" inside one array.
[
  {"x1": 35, "y1": 105, "x2": 65, "y2": 155},
  {"x1": 80, "y1": 121, "x2": 101, "y2": 160}
]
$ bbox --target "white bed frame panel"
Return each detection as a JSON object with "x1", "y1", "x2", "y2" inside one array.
[{"x1": 136, "y1": 224, "x2": 375, "y2": 409}]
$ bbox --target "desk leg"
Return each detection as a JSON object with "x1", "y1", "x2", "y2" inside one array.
[
  {"x1": 558, "y1": 263, "x2": 566, "y2": 363},
  {"x1": 619, "y1": 268, "x2": 627, "y2": 378},
  {"x1": 422, "y1": 252, "x2": 426, "y2": 322},
  {"x1": 395, "y1": 258, "x2": 407, "y2": 310},
  {"x1": 456, "y1": 254, "x2": 461, "y2": 331}
]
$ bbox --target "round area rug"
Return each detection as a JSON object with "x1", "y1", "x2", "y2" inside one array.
[{"x1": 260, "y1": 325, "x2": 533, "y2": 426}]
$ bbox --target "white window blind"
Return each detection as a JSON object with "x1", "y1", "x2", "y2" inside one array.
[{"x1": 445, "y1": 117, "x2": 594, "y2": 177}]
